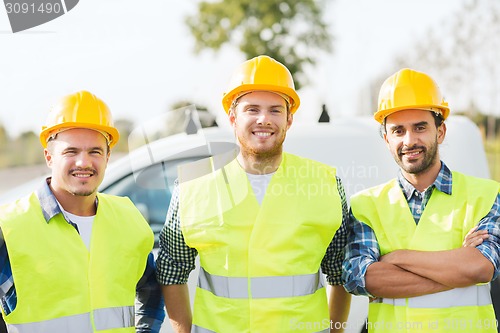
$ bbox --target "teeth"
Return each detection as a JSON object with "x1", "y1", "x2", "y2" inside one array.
[
  {"x1": 254, "y1": 132, "x2": 271, "y2": 137},
  {"x1": 74, "y1": 173, "x2": 91, "y2": 178}
]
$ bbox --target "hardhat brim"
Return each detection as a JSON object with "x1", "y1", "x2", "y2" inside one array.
[
  {"x1": 222, "y1": 84, "x2": 300, "y2": 114},
  {"x1": 40, "y1": 123, "x2": 120, "y2": 148},
  {"x1": 374, "y1": 105, "x2": 450, "y2": 124}
]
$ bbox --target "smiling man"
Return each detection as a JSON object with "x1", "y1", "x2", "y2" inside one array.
[
  {"x1": 343, "y1": 68, "x2": 500, "y2": 332},
  {"x1": 0, "y1": 91, "x2": 164, "y2": 333},
  {"x1": 156, "y1": 55, "x2": 351, "y2": 333}
]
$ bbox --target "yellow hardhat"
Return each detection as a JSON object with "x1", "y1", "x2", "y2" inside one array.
[
  {"x1": 40, "y1": 90, "x2": 120, "y2": 148},
  {"x1": 222, "y1": 55, "x2": 301, "y2": 114},
  {"x1": 374, "y1": 68, "x2": 449, "y2": 123}
]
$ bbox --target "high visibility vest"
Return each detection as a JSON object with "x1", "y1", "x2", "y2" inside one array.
[
  {"x1": 179, "y1": 153, "x2": 343, "y2": 333},
  {"x1": 0, "y1": 192, "x2": 154, "y2": 333},
  {"x1": 351, "y1": 171, "x2": 500, "y2": 333}
]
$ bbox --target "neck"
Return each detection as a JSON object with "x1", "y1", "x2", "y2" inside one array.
[
  {"x1": 50, "y1": 187, "x2": 97, "y2": 216},
  {"x1": 402, "y1": 161, "x2": 442, "y2": 192},
  {"x1": 237, "y1": 152, "x2": 282, "y2": 175}
]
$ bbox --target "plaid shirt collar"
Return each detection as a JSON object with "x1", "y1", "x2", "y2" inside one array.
[
  {"x1": 36, "y1": 177, "x2": 63, "y2": 223},
  {"x1": 36, "y1": 177, "x2": 98, "y2": 223},
  {"x1": 397, "y1": 161, "x2": 452, "y2": 200}
]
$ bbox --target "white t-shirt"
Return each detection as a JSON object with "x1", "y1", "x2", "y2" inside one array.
[
  {"x1": 58, "y1": 204, "x2": 94, "y2": 250},
  {"x1": 246, "y1": 172, "x2": 275, "y2": 205}
]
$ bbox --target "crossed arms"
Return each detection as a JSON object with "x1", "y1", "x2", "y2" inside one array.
[
  {"x1": 343, "y1": 220, "x2": 498, "y2": 299},
  {"x1": 366, "y1": 228, "x2": 494, "y2": 298}
]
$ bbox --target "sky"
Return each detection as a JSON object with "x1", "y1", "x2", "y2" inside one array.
[{"x1": 0, "y1": 0, "x2": 470, "y2": 137}]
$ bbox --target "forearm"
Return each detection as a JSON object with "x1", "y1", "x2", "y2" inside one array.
[
  {"x1": 328, "y1": 285, "x2": 351, "y2": 333},
  {"x1": 162, "y1": 284, "x2": 192, "y2": 333},
  {"x1": 383, "y1": 248, "x2": 494, "y2": 288},
  {"x1": 135, "y1": 253, "x2": 165, "y2": 333},
  {"x1": 366, "y1": 262, "x2": 450, "y2": 298}
]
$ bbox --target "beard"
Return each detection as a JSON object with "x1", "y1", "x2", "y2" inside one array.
[
  {"x1": 394, "y1": 139, "x2": 439, "y2": 175},
  {"x1": 70, "y1": 189, "x2": 96, "y2": 197},
  {"x1": 67, "y1": 169, "x2": 99, "y2": 197},
  {"x1": 237, "y1": 129, "x2": 286, "y2": 160}
]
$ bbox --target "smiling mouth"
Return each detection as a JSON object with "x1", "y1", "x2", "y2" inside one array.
[
  {"x1": 253, "y1": 132, "x2": 273, "y2": 137},
  {"x1": 73, "y1": 173, "x2": 92, "y2": 178},
  {"x1": 71, "y1": 169, "x2": 96, "y2": 178},
  {"x1": 400, "y1": 147, "x2": 425, "y2": 160}
]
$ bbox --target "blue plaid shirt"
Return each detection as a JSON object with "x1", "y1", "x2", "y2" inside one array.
[
  {"x1": 156, "y1": 176, "x2": 349, "y2": 286},
  {"x1": 343, "y1": 162, "x2": 500, "y2": 297},
  {"x1": 0, "y1": 179, "x2": 165, "y2": 333}
]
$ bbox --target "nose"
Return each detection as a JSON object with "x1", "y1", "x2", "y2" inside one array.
[
  {"x1": 403, "y1": 130, "x2": 418, "y2": 147},
  {"x1": 75, "y1": 152, "x2": 92, "y2": 168},
  {"x1": 256, "y1": 112, "x2": 271, "y2": 125}
]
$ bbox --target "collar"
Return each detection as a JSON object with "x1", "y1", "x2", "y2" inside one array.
[
  {"x1": 36, "y1": 178, "x2": 63, "y2": 223},
  {"x1": 35, "y1": 177, "x2": 99, "y2": 223},
  {"x1": 397, "y1": 161, "x2": 452, "y2": 200}
]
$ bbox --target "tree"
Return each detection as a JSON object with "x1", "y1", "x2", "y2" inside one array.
[
  {"x1": 186, "y1": 0, "x2": 333, "y2": 89},
  {"x1": 113, "y1": 119, "x2": 135, "y2": 153},
  {"x1": 386, "y1": 0, "x2": 500, "y2": 122},
  {"x1": 9, "y1": 131, "x2": 45, "y2": 167}
]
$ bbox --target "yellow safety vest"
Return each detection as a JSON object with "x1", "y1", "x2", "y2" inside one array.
[
  {"x1": 179, "y1": 153, "x2": 343, "y2": 333},
  {"x1": 0, "y1": 192, "x2": 154, "y2": 333},
  {"x1": 351, "y1": 171, "x2": 500, "y2": 333}
]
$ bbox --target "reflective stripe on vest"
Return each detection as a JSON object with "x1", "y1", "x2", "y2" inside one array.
[
  {"x1": 7, "y1": 313, "x2": 92, "y2": 333},
  {"x1": 93, "y1": 306, "x2": 134, "y2": 331},
  {"x1": 192, "y1": 325, "x2": 216, "y2": 333},
  {"x1": 198, "y1": 267, "x2": 324, "y2": 299},
  {"x1": 5, "y1": 306, "x2": 134, "y2": 333},
  {"x1": 376, "y1": 285, "x2": 491, "y2": 308},
  {"x1": 192, "y1": 324, "x2": 329, "y2": 333}
]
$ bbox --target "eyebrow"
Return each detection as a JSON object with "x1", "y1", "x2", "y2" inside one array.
[
  {"x1": 62, "y1": 146, "x2": 106, "y2": 152},
  {"x1": 244, "y1": 104, "x2": 286, "y2": 109},
  {"x1": 413, "y1": 121, "x2": 429, "y2": 127},
  {"x1": 388, "y1": 121, "x2": 429, "y2": 131}
]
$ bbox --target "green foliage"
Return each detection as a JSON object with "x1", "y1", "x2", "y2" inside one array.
[
  {"x1": 113, "y1": 118, "x2": 135, "y2": 153},
  {"x1": 8, "y1": 131, "x2": 45, "y2": 167},
  {"x1": 186, "y1": 0, "x2": 333, "y2": 89},
  {"x1": 484, "y1": 136, "x2": 500, "y2": 182},
  {"x1": 0, "y1": 118, "x2": 134, "y2": 168}
]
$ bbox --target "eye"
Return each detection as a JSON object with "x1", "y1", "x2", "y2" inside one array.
[
  {"x1": 415, "y1": 125, "x2": 426, "y2": 132},
  {"x1": 392, "y1": 128, "x2": 404, "y2": 136},
  {"x1": 63, "y1": 149, "x2": 77, "y2": 156}
]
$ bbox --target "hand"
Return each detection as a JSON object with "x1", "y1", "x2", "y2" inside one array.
[{"x1": 463, "y1": 226, "x2": 489, "y2": 248}]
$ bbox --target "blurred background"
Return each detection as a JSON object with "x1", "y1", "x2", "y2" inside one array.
[
  {"x1": 0, "y1": 0, "x2": 499, "y2": 191},
  {"x1": 1, "y1": 1, "x2": 500, "y2": 332}
]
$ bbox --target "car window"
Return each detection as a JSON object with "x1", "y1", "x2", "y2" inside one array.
[{"x1": 102, "y1": 157, "x2": 202, "y2": 247}]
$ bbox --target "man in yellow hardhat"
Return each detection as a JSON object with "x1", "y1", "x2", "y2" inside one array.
[
  {"x1": 343, "y1": 68, "x2": 500, "y2": 332},
  {"x1": 156, "y1": 55, "x2": 352, "y2": 332},
  {"x1": 0, "y1": 91, "x2": 165, "y2": 332}
]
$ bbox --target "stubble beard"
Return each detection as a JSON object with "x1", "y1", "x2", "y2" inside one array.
[
  {"x1": 238, "y1": 131, "x2": 286, "y2": 173},
  {"x1": 396, "y1": 140, "x2": 439, "y2": 175}
]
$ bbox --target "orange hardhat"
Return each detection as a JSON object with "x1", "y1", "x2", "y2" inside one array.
[
  {"x1": 222, "y1": 55, "x2": 300, "y2": 114},
  {"x1": 374, "y1": 68, "x2": 449, "y2": 123},
  {"x1": 40, "y1": 90, "x2": 120, "y2": 148}
]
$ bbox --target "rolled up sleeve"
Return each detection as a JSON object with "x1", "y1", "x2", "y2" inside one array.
[
  {"x1": 476, "y1": 193, "x2": 500, "y2": 281},
  {"x1": 342, "y1": 211, "x2": 380, "y2": 297},
  {"x1": 156, "y1": 183, "x2": 197, "y2": 286}
]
